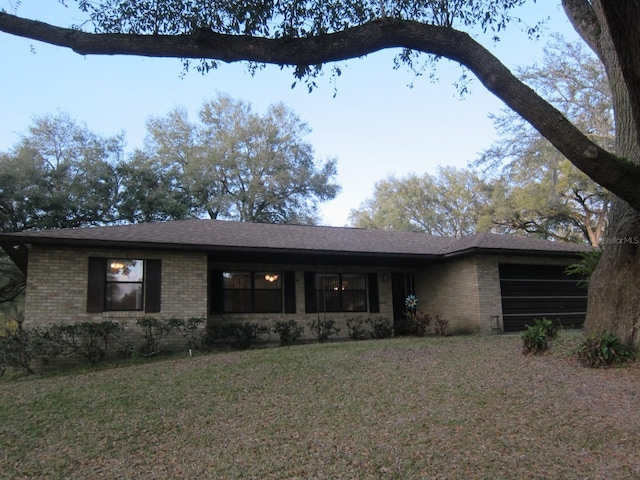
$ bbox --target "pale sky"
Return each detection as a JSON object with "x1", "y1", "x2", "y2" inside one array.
[{"x1": 0, "y1": 2, "x2": 581, "y2": 226}]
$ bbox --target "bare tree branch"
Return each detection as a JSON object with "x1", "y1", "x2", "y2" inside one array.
[{"x1": 2, "y1": 12, "x2": 640, "y2": 210}]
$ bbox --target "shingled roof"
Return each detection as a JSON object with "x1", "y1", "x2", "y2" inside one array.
[{"x1": 0, "y1": 219, "x2": 590, "y2": 264}]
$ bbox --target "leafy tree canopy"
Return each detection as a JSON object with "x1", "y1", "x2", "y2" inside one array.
[
  {"x1": 120, "y1": 94, "x2": 340, "y2": 224},
  {"x1": 476, "y1": 36, "x2": 612, "y2": 245},
  {"x1": 349, "y1": 167, "x2": 494, "y2": 237}
]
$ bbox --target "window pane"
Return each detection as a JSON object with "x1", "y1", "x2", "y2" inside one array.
[
  {"x1": 319, "y1": 290, "x2": 341, "y2": 312},
  {"x1": 255, "y1": 272, "x2": 281, "y2": 289},
  {"x1": 318, "y1": 274, "x2": 340, "y2": 291},
  {"x1": 342, "y1": 274, "x2": 366, "y2": 290},
  {"x1": 223, "y1": 272, "x2": 251, "y2": 289},
  {"x1": 224, "y1": 290, "x2": 252, "y2": 312},
  {"x1": 107, "y1": 259, "x2": 143, "y2": 282},
  {"x1": 255, "y1": 291, "x2": 282, "y2": 313},
  {"x1": 106, "y1": 284, "x2": 143, "y2": 311},
  {"x1": 342, "y1": 291, "x2": 367, "y2": 312}
]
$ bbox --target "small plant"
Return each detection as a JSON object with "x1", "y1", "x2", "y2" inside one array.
[
  {"x1": 433, "y1": 314, "x2": 449, "y2": 337},
  {"x1": 168, "y1": 317, "x2": 206, "y2": 350},
  {"x1": 0, "y1": 326, "x2": 39, "y2": 375},
  {"x1": 536, "y1": 318, "x2": 558, "y2": 340},
  {"x1": 346, "y1": 318, "x2": 369, "y2": 340},
  {"x1": 55, "y1": 321, "x2": 124, "y2": 364},
  {"x1": 273, "y1": 319, "x2": 304, "y2": 346},
  {"x1": 309, "y1": 318, "x2": 340, "y2": 342},
  {"x1": 521, "y1": 322, "x2": 549, "y2": 355},
  {"x1": 135, "y1": 317, "x2": 174, "y2": 356},
  {"x1": 367, "y1": 317, "x2": 393, "y2": 339},
  {"x1": 408, "y1": 312, "x2": 431, "y2": 337},
  {"x1": 576, "y1": 331, "x2": 634, "y2": 368},
  {"x1": 223, "y1": 322, "x2": 270, "y2": 349}
]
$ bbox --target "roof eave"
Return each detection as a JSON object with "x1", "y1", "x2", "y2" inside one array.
[
  {"x1": 443, "y1": 247, "x2": 590, "y2": 259},
  {"x1": 1, "y1": 236, "x2": 441, "y2": 267}
]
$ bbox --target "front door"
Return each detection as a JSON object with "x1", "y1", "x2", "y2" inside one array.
[{"x1": 391, "y1": 273, "x2": 414, "y2": 335}]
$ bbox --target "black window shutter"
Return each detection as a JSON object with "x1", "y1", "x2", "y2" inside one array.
[
  {"x1": 304, "y1": 271, "x2": 317, "y2": 313},
  {"x1": 284, "y1": 271, "x2": 296, "y2": 313},
  {"x1": 87, "y1": 257, "x2": 106, "y2": 313},
  {"x1": 145, "y1": 259, "x2": 162, "y2": 313},
  {"x1": 368, "y1": 272, "x2": 380, "y2": 313},
  {"x1": 209, "y1": 270, "x2": 224, "y2": 314}
]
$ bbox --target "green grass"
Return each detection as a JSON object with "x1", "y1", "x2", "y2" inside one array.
[{"x1": 1, "y1": 334, "x2": 639, "y2": 479}]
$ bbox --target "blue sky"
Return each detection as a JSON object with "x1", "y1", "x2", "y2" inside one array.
[{"x1": 0, "y1": 2, "x2": 581, "y2": 226}]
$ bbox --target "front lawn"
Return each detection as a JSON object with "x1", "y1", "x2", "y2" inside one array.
[{"x1": 1, "y1": 334, "x2": 638, "y2": 479}]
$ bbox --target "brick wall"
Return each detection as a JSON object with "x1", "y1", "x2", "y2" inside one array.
[
  {"x1": 415, "y1": 257, "x2": 481, "y2": 334},
  {"x1": 23, "y1": 245, "x2": 580, "y2": 344},
  {"x1": 414, "y1": 254, "x2": 580, "y2": 334},
  {"x1": 24, "y1": 245, "x2": 208, "y2": 351}
]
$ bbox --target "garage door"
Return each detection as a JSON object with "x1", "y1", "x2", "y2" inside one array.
[{"x1": 499, "y1": 264, "x2": 587, "y2": 333}]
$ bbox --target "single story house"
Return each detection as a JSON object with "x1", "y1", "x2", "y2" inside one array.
[{"x1": 0, "y1": 219, "x2": 590, "y2": 339}]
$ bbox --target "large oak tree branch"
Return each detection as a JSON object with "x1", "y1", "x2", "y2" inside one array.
[
  {"x1": 598, "y1": 1, "x2": 640, "y2": 141},
  {"x1": 2, "y1": 12, "x2": 640, "y2": 211},
  {"x1": 561, "y1": 0, "x2": 602, "y2": 58}
]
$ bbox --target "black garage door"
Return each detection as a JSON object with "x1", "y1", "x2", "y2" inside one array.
[{"x1": 499, "y1": 264, "x2": 587, "y2": 333}]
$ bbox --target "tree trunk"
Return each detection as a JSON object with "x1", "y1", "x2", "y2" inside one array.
[
  {"x1": 581, "y1": 1, "x2": 640, "y2": 347},
  {"x1": 586, "y1": 199, "x2": 640, "y2": 346}
]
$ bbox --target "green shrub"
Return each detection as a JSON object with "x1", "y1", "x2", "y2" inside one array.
[
  {"x1": 135, "y1": 317, "x2": 173, "y2": 356},
  {"x1": 521, "y1": 318, "x2": 559, "y2": 355},
  {"x1": 367, "y1": 317, "x2": 393, "y2": 339},
  {"x1": 346, "y1": 318, "x2": 369, "y2": 341},
  {"x1": 309, "y1": 318, "x2": 340, "y2": 343},
  {"x1": 536, "y1": 318, "x2": 558, "y2": 340},
  {"x1": 168, "y1": 317, "x2": 206, "y2": 350},
  {"x1": 407, "y1": 312, "x2": 431, "y2": 337},
  {"x1": 0, "y1": 326, "x2": 41, "y2": 375},
  {"x1": 433, "y1": 314, "x2": 449, "y2": 337},
  {"x1": 576, "y1": 331, "x2": 634, "y2": 368},
  {"x1": 54, "y1": 321, "x2": 125, "y2": 364},
  {"x1": 273, "y1": 320, "x2": 304, "y2": 346},
  {"x1": 521, "y1": 324, "x2": 547, "y2": 354},
  {"x1": 223, "y1": 322, "x2": 270, "y2": 349}
]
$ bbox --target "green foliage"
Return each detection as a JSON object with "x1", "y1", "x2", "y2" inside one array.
[
  {"x1": 475, "y1": 37, "x2": 612, "y2": 245},
  {"x1": 433, "y1": 314, "x2": 449, "y2": 337},
  {"x1": 125, "y1": 94, "x2": 340, "y2": 224},
  {"x1": 349, "y1": 167, "x2": 494, "y2": 236},
  {"x1": 521, "y1": 318, "x2": 557, "y2": 354},
  {"x1": 406, "y1": 312, "x2": 431, "y2": 337},
  {"x1": 366, "y1": 317, "x2": 393, "y2": 339},
  {"x1": 0, "y1": 112, "x2": 123, "y2": 232},
  {"x1": 273, "y1": 320, "x2": 304, "y2": 346},
  {"x1": 309, "y1": 318, "x2": 340, "y2": 343},
  {"x1": 167, "y1": 316, "x2": 206, "y2": 350},
  {"x1": 53, "y1": 321, "x2": 124, "y2": 364},
  {"x1": 565, "y1": 250, "x2": 602, "y2": 287},
  {"x1": 576, "y1": 332, "x2": 634, "y2": 368},
  {"x1": 346, "y1": 318, "x2": 369, "y2": 341},
  {"x1": 222, "y1": 322, "x2": 271, "y2": 349},
  {"x1": 0, "y1": 321, "x2": 127, "y2": 374},
  {"x1": 134, "y1": 317, "x2": 174, "y2": 356},
  {"x1": 0, "y1": 325, "x2": 40, "y2": 375}
]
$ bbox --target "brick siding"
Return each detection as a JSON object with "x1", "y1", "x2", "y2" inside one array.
[{"x1": 23, "y1": 245, "x2": 580, "y2": 345}]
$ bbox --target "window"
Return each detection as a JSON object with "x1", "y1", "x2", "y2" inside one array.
[
  {"x1": 213, "y1": 271, "x2": 284, "y2": 313},
  {"x1": 315, "y1": 273, "x2": 367, "y2": 312},
  {"x1": 106, "y1": 259, "x2": 144, "y2": 311},
  {"x1": 87, "y1": 258, "x2": 161, "y2": 313}
]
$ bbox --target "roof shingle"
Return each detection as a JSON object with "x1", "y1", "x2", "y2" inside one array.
[{"x1": 0, "y1": 219, "x2": 590, "y2": 257}]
